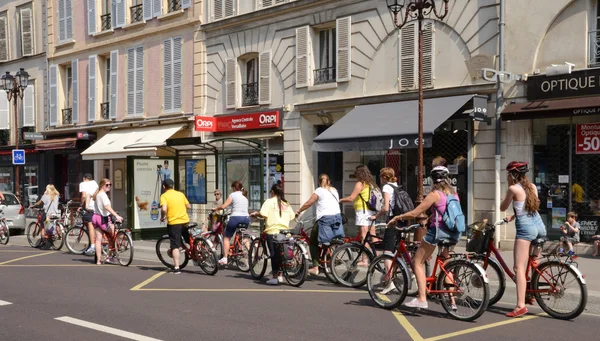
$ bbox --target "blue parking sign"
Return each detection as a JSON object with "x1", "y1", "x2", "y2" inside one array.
[{"x1": 12, "y1": 149, "x2": 25, "y2": 165}]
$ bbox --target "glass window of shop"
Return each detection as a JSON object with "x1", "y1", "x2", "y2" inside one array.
[
  {"x1": 23, "y1": 165, "x2": 38, "y2": 207},
  {"x1": 0, "y1": 167, "x2": 14, "y2": 193}
]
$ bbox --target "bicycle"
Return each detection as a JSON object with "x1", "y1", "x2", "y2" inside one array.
[
  {"x1": 199, "y1": 212, "x2": 254, "y2": 272},
  {"x1": 467, "y1": 219, "x2": 587, "y2": 320},
  {"x1": 156, "y1": 222, "x2": 218, "y2": 275},
  {"x1": 26, "y1": 207, "x2": 65, "y2": 250},
  {"x1": 64, "y1": 220, "x2": 91, "y2": 255},
  {"x1": 97, "y1": 219, "x2": 134, "y2": 266},
  {"x1": 367, "y1": 224, "x2": 490, "y2": 322},
  {"x1": 0, "y1": 206, "x2": 9, "y2": 245}
]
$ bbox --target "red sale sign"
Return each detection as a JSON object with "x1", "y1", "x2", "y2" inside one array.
[
  {"x1": 195, "y1": 111, "x2": 280, "y2": 132},
  {"x1": 576, "y1": 122, "x2": 600, "y2": 154}
]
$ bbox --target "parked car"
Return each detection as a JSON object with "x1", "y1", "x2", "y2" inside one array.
[{"x1": 0, "y1": 192, "x2": 26, "y2": 232}]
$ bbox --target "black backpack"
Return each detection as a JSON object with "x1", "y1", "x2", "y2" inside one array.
[{"x1": 389, "y1": 184, "x2": 415, "y2": 216}]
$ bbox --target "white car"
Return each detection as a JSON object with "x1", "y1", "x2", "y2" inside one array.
[{"x1": 0, "y1": 192, "x2": 26, "y2": 231}]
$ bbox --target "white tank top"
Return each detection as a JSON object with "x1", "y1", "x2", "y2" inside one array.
[{"x1": 512, "y1": 183, "x2": 529, "y2": 216}]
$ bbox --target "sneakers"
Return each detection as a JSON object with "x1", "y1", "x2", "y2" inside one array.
[
  {"x1": 218, "y1": 257, "x2": 228, "y2": 265},
  {"x1": 104, "y1": 257, "x2": 117, "y2": 265},
  {"x1": 277, "y1": 276, "x2": 283, "y2": 282},
  {"x1": 308, "y1": 267, "x2": 319, "y2": 276},
  {"x1": 85, "y1": 246, "x2": 96, "y2": 255},
  {"x1": 172, "y1": 268, "x2": 181, "y2": 275},
  {"x1": 380, "y1": 282, "x2": 397, "y2": 295},
  {"x1": 405, "y1": 298, "x2": 428, "y2": 309},
  {"x1": 266, "y1": 278, "x2": 279, "y2": 285}
]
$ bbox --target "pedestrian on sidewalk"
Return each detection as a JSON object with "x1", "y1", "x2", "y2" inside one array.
[
  {"x1": 92, "y1": 178, "x2": 123, "y2": 265},
  {"x1": 79, "y1": 174, "x2": 98, "y2": 256},
  {"x1": 160, "y1": 179, "x2": 191, "y2": 274}
]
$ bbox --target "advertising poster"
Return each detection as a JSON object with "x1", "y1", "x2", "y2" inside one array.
[
  {"x1": 185, "y1": 159, "x2": 207, "y2": 204},
  {"x1": 226, "y1": 158, "x2": 249, "y2": 196},
  {"x1": 551, "y1": 207, "x2": 567, "y2": 229},
  {"x1": 132, "y1": 158, "x2": 171, "y2": 229}
]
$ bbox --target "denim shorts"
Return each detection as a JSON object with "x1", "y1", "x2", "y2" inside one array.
[
  {"x1": 423, "y1": 226, "x2": 461, "y2": 246},
  {"x1": 515, "y1": 213, "x2": 547, "y2": 241},
  {"x1": 317, "y1": 214, "x2": 344, "y2": 244},
  {"x1": 225, "y1": 216, "x2": 250, "y2": 238}
]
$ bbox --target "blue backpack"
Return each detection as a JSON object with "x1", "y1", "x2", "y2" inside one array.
[{"x1": 438, "y1": 193, "x2": 466, "y2": 233}]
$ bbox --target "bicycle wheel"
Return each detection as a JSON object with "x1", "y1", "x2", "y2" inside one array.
[
  {"x1": 532, "y1": 260, "x2": 587, "y2": 320},
  {"x1": 436, "y1": 260, "x2": 489, "y2": 322},
  {"x1": 235, "y1": 234, "x2": 253, "y2": 272},
  {"x1": 0, "y1": 221, "x2": 9, "y2": 245},
  {"x1": 26, "y1": 221, "x2": 42, "y2": 247},
  {"x1": 155, "y1": 237, "x2": 189, "y2": 270},
  {"x1": 330, "y1": 243, "x2": 372, "y2": 288},
  {"x1": 213, "y1": 235, "x2": 224, "y2": 259},
  {"x1": 114, "y1": 231, "x2": 134, "y2": 266},
  {"x1": 49, "y1": 223, "x2": 64, "y2": 250},
  {"x1": 194, "y1": 238, "x2": 218, "y2": 275},
  {"x1": 283, "y1": 243, "x2": 309, "y2": 287},
  {"x1": 249, "y1": 238, "x2": 267, "y2": 280},
  {"x1": 472, "y1": 256, "x2": 506, "y2": 306},
  {"x1": 367, "y1": 254, "x2": 409, "y2": 309},
  {"x1": 64, "y1": 226, "x2": 90, "y2": 254},
  {"x1": 323, "y1": 240, "x2": 344, "y2": 284}
]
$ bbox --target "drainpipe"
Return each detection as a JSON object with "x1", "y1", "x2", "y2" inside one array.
[{"x1": 494, "y1": 0, "x2": 505, "y2": 248}]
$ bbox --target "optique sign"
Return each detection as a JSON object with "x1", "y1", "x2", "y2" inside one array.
[{"x1": 527, "y1": 68, "x2": 600, "y2": 101}]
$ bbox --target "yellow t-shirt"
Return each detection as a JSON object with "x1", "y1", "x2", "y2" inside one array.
[
  {"x1": 353, "y1": 183, "x2": 371, "y2": 212},
  {"x1": 572, "y1": 183, "x2": 584, "y2": 203},
  {"x1": 259, "y1": 197, "x2": 295, "y2": 235},
  {"x1": 160, "y1": 189, "x2": 190, "y2": 225}
]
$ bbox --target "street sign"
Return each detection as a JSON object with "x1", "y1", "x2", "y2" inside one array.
[
  {"x1": 12, "y1": 149, "x2": 25, "y2": 165},
  {"x1": 23, "y1": 132, "x2": 44, "y2": 140}
]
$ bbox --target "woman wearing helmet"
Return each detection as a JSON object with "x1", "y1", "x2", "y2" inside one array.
[
  {"x1": 387, "y1": 166, "x2": 461, "y2": 309},
  {"x1": 501, "y1": 161, "x2": 546, "y2": 318}
]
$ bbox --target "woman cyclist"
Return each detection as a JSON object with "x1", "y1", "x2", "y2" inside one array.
[
  {"x1": 387, "y1": 166, "x2": 461, "y2": 309},
  {"x1": 296, "y1": 174, "x2": 344, "y2": 276},
  {"x1": 30, "y1": 184, "x2": 60, "y2": 246},
  {"x1": 251, "y1": 184, "x2": 295, "y2": 285},
  {"x1": 92, "y1": 178, "x2": 124, "y2": 265},
  {"x1": 500, "y1": 161, "x2": 546, "y2": 318},
  {"x1": 212, "y1": 181, "x2": 250, "y2": 265}
]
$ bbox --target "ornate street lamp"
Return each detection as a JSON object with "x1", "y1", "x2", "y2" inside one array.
[
  {"x1": 2, "y1": 68, "x2": 30, "y2": 201},
  {"x1": 386, "y1": 0, "x2": 450, "y2": 235}
]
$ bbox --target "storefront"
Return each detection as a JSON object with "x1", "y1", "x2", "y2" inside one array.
[
  {"x1": 0, "y1": 145, "x2": 38, "y2": 206},
  {"x1": 502, "y1": 68, "x2": 600, "y2": 242}
]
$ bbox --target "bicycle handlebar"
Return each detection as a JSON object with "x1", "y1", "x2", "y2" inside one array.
[
  {"x1": 393, "y1": 223, "x2": 423, "y2": 232},
  {"x1": 494, "y1": 218, "x2": 508, "y2": 226}
]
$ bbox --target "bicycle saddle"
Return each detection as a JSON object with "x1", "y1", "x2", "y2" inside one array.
[
  {"x1": 236, "y1": 223, "x2": 249, "y2": 229},
  {"x1": 531, "y1": 237, "x2": 548, "y2": 246},
  {"x1": 48, "y1": 214, "x2": 60, "y2": 220},
  {"x1": 437, "y1": 239, "x2": 457, "y2": 247},
  {"x1": 279, "y1": 230, "x2": 292, "y2": 235},
  {"x1": 186, "y1": 222, "x2": 198, "y2": 229}
]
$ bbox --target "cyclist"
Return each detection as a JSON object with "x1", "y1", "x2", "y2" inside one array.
[
  {"x1": 500, "y1": 161, "x2": 546, "y2": 318},
  {"x1": 296, "y1": 173, "x2": 344, "y2": 276},
  {"x1": 30, "y1": 184, "x2": 61, "y2": 246},
  {"x1": 92, "y1": 178, "x2": 123, "y2": 265},
  {"x1": 160, "y1": 179, "x2": 191, "y2": 274},
  {"x1": 251, "y1": 184, "x2": 295, "y2": 285},
  {"x1": 387, "y1": 166, "x2": 461, "y2": 309},
  {"x1": 212, "y1": 181, "x2": 250, "y2": 265},
  {"x1": 79, "y1": 173, "x2": 99, "y2": 255}
]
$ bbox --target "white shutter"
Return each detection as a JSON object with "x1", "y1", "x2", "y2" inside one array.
[
  {"x1": 20, "y1": 8, "x2": 33, "y2": 56},
  {"x1": 152, "y1": 0, "x2": 162, "y2": 17},
  {"x1": 65, "y1": 0, "x2": 73, "y2": 40},
  {"x1": 87, "y1": 0, "x2": 96, "y2": 35},
  {"x1": 143, "y1": 0, "x2": 153, "y2": 20},
  {"x1": 110, "y1": 50, "x2": 118, "y2": 119},
  {"x1": 399, "y1": 22, "x2": 416, "y2": 91},
  {"x1": 71, "y1": 60, "x2": 79, "y2": 123},
  {"x1": 49, "y1": 65, "x2": 59, "y2": 127},
  {"x1": 163, "y1": 38, "x2": 173, "y2": 113},
  {"x1": 135, "y1": 46, "x2": 144, "y2": 115},
  {"x1": 295, "y1": 26, "x2": 310, "y2": 88},
  {"x1": 182, "y1": 0, "x2": 192, "y2": 9},
  {"x1": 225, "y1": 0, "x2": 235, "y2": 17},
  {"x1": 213, "y1": 0, "x2": 223, "y2": 20},
  {"x1": 225, "y1": 58, "x2": 237, "y2": 109},
  {"x1": 111, "y1": 0, "x2": 117, "y2": 28},
  {"x1": 422, "y1": 21, "x2": 435, "y2": 89},
  {"x1": 88, "y1": 55, "x2": 98, "y2": 121},
  {"x1": 116, "y1": 0, "x2": 126, "y2": 28},
  {"x1": 127, "y1": 48, "x2": 135, "y2": 115},
  {"x1": 0, "y1": 92, "x2": 9, "y2": 130},
  {"x1": 0, "y1": 16, "x2": 8, "y2": 61},
  {"x1": 336, "y1": 16, "x2": 351, "y2": 82},
  {"x1": 262, "y1": 0, "x2": 273, "y2": 8},
  {"x1": 58, "y1": 0, "x2": 66, "y2": 41},
  {"x1": 259, "y1": 51, "x2": 271, "y2": 105},
  {"x1": 23, "y1": 85, "x2": 35, "y2": 127},
  {"x1": 173, "y1": 37, "x2": 183, "y2": 111}
]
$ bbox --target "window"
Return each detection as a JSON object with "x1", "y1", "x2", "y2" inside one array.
[
  {"x1": 167, "y1": 0, "x2": 181, "y2": 12},
  {"x1": 101, "y1": 56, "x2": 111, "y2": 119},
  {"x1": 226, "y1": 51, "x2": 271, "y2": 109},
  {"x1": 101, "y1": 0, "x2": 112, "y2": 31},
  {"x1": 63, "y1": 66, "x2": 73, "y2": 124},
  {"x1": 399, "y1": 21, "x2": 434, "y2": 91},
  {"x1": 58, "y1": 0, "x2": 73, "y2": 42},
  {"x1": 0, "y1": 14, "x2": 8, "y2": 62},
  {"x1": 127, "y1": 46, "x2": 144, "y2": 116},
  {"x1": 314, "y1": 27, "x2": 336, "y2": 85},
  {"x1": 19, "y1": 6, "x2": 34, "y2": 56},
  {"x1": 259, "y1": 0, "x2": 289, "y2": 9},
  {"x1": 590, "y1": 3, "x2": 600, "y2": 66},
  {"x1": 242, "y1": 56, "x2": 259, "y2": 106},
  {"x1": 212, "y1": 0, "x2": 236, "y2": 21},
  {"x1": 164, "y1": 37, "x2": 182, "y2": 113},
  {"x1": 22, "y1": 82, "x2": 35, "y2": 127},
  {"x1": 131, "y1": 0, "x2": 144, "y2": 23}
]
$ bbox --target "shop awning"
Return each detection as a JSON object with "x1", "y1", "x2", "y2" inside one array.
[
  {"x1": 501, "y1": 96, "x2": 600, "y2": 121},
  {"x1": 81, "y1": 124, "x2": 185, "y2": 160},
  {"x1": 312, "y1": 94, "x2": 477, "y2": 152},
  {"x1": 34, "y1": 138, "x2": 77, "y2": 151}
]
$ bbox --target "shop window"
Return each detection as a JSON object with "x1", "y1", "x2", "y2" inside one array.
[{"x1": 0, "y1": 167, "x2": 14, "y2": 193}]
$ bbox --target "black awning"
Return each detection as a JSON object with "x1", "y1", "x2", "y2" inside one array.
[
  {"x1": 312, "y1": 94, "x2": 479, "y2": 152},
  {"x1": 501, "y1": 96, "x2": 600, "y2": 121}
]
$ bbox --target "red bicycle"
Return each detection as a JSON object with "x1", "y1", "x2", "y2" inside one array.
[
  {"x1": 156, "y1": 222, "x2": 218, "y2": 275},
  {"x1": 198, "y1": 212, "x2": 254, "y2": 271}
]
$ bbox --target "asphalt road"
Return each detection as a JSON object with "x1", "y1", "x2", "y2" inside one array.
[{"x1": 1, "y1": 242, "x2": 599, "y2": 341}]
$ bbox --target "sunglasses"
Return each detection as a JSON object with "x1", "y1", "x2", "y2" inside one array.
[{"x1": 105, "y1": 183, "x2": 112, "y2": 187}]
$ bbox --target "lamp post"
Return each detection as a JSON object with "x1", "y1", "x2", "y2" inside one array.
[
  {"x1": 2, "y1": 68, "x2": 30, "y2": 201},
  {"x1": 387, "y1": 0, "x2": 449, "y2": 235}
]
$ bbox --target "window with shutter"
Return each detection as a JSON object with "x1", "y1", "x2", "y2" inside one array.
[
  {"x1": 259, "y1": 51, "x2": 271, "y2": 105},
  {"x1": 173, "y1": 37, "x2": 183, "y2": 111},
  {"x1": 336, "y1": 17, "x2": 351, "y2": 82},
  {"x1": 72, "y1": 60, "x2": 79, "y2": 123},
  {"x1": 49, "y1": 65, "x2": 59, "y2": 127},
  {"x1": 87, "y1": 0, "x2": 97, "y2": 35},
  {"x1": 0, "y1": 92, "x2": 9, "y2": 130},
  {"x1": 153, "y1": 0, "x2": 162, "y2": 17},
  {"x1": 295, "y1": 26, "x2": 310, "y2": 88},
  {"x1": 143, "y1": 0, "x2": 153, "y2": 20},
  {"x1": 65, "y1": 0, "x2": 73, "y2": 40},
  {"x1": 163, "y1": 38, "x2": 173, "y2": 112},
  {"x1": 58, "y1": 0, "x2": 67, "y2": 41},
  {"x1": 127, "y1": 48, "x2": 135, "y2": 115},
  {"x1": 20, "y1": 8, "x2": 34, "y2": 56},
  {"x1": 261, "y1": 0, "x2": 273, "y2": 8},
  {"x1": 88, "y1": 55, "x2": 98, "y2": 121},
  {"x1": 315, "y1": 27, "x2": 336, "y2": 85},
  {"x1": 135, "y1": 46, "x2": 144, "y2": 115},
  {"x1": 224, "y1": 0, "x2": 236, "y2": 18},
  {"x1": 110, "y1": 50, "x2": 118, "y2": 119},
  {"x1": 399, "y1": 22, "x2": 416, "y2": 91},
  {"x1": 225, "y1": 58, "x2": 237, "y2": 109},
  {"x1": 213, "y1": 0, "x2": 223, "y2": 20},
  {"x1": 182, "y1": 0, "x2": 191, "y2": 9},
  {"x1": 0, "y1": 16, "x2": 8, "y2": 62},
  {"x1": 116, "y1": 0, "x2": 127, "y2": 28},
  {"x1": 422, "y1": 21, "x2": 435, "y2": 89},
  {"x1": 23, "y1": 85, "x2": 35, "y2": 127}
]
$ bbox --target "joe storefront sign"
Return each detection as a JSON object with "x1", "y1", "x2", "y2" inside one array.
[
  {"x1": 195, "y1": 111, "x2": 280, "y2": 132},
  {"x1": 576, "y1": 122, "x2": 600, "y2": 154}
]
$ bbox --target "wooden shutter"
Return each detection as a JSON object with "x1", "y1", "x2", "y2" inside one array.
[
  {"x1": 163, "y1": 38, "x2": 173, "y2": 112},
  {"x1": 71, "y1": 60, "x2": 79, "y2": 123},
  {"x1": 225, "y1": 0, "x2": 235, "y2": 17},
  {"x1": 422, "y1": 21, "x2": 435, "y2": 89},
  {"x1": 262, "y1": 0, "x2": 273, "y2": 8},
  {"x1": 173, "y1": 37, "x2": 183, "y2": 111},
  {"x1": 87, "y1": 0, "x2": 96, "y2": 35},
  {"x1": 152, "y1": 0, "x2": 162, "y2": 17},
  {"x1": 399, "y1": 22, "x2": 416, "y2": 91},
  {"x1": 23, "y1": 85, "x2": 35, "y2": 127},
  {"x1": 0, "y1": 91, "x2": 9, "y2": 130},
  {"x1": 88, "y1": 55, "x2": 98, "y2": 121},
  {"x1": 127, "y1": 47, "x2": 135, "y2": 115},
  {"x1": 182, "y1": 0, "x2": 192, "y2": 9},
  {"x1": 336, "y1": 16, "x2": 351, "y2": 82},
  {"x1": 295, "y1": 26, "x2": 310, "y2": 88},
  {"x1": 213, "y1": 0, "x2": 223, "y2": 20},
  {"x1": 225, "y1": 58, "x2": 237, "y2": 109},
  {"x1": 49, "y1": 65, "x2": 59, "y2": 127},
  {"x1": 111, "y1": 0, "x2": 117, "y2": 28},
  {"x1": 0, "y1": 16, "x2": 8, "y2": 61},
  {"x1": 65, "y1": 0, "x2": 73, "y2": 39},
  {"x1": 58, "y1": 0, "x2": 66, "y2": 41},
  {"x1": 135, "y1": 46, "x2": 144, "y2": 115},
  {"x1": 259, "y1": 51, "x2": 271, "y2": 105},
  {"x1": 110, "y1": 50, "x2": 119, "y2": 119},
  {"x1": 143, "y1": 0, "x2": 153, "y2": 20},
  {"x1": 20, "y1": 8, "x2": 33, "y2": 56},
  {"x1": 117, "y1": 0, "x2": 127, "y2": 28}
]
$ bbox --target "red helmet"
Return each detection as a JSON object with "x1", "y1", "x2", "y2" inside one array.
[{"x1": 506, "y1": 161, "x2": 529, "y2": 174}]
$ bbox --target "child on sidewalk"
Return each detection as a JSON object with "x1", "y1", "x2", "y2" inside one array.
[{"x1": 559, "y1": 212, "x2": 580, "y2": 256}]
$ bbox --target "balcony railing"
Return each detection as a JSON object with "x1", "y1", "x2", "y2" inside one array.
[
  {"x1": 101, "y1": 13, "x2": 112, "y2": 31},
  {"x1": 62, "y1": 108, "x2": 73, "y2": 125},
  {"x1": 590, "y1": 30, "x2": 600, "y2": 67},
  {"x1": 101, "y1": 102, "x2": 110, "y2": 120},
  {"x1": 242, "y1": 82, "x2": 259, "y2": 106},
  {"x1": 168, "y1": 0, "x2": 181, "y2": 12},
  {"x1": 130, "y1": 4, "x2": 143, "y2": 24},
  {"x1": 313, "y1": 67, "x2": 336, "y2": 85}
]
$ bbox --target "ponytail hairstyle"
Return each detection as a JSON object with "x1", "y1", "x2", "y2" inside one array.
[
  {"x1": 93, "y1": 178, "x2": 109, "y2": 201},
  {"x1": 270, "y1": 183, "x2": 289, "y2": 217},
  {"x1": 318, "y1": 174, "x2": 331, "y2": 188},
  {"x1": 231, "y1": 180, "x2": 248, "y2": 197},
  {"x1": 512, "y1": 172, "x2": 540, "y2": 213}
]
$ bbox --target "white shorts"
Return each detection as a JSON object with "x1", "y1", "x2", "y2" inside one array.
[{"x1": 356, "y1": 211, "x2": 376, "y2": 226}]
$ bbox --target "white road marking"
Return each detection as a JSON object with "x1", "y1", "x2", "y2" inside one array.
[
  {"x1": 55, "y1": 316, "x2": 163, "y2": 341},
  {"x1": 0, "y1": 300, "x2": 12, "y2": 306}
]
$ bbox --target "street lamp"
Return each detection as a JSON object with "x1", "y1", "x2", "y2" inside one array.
[
  {"x1": 386, "y1": 0, "x2": 449, "y2": 234},
  {"x1": 2, "y1": 68, "x2": 30, "y2": 201}
]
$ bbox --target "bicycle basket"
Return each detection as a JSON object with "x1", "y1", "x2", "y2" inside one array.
[{"x1": 466, "y1": 224, "x2": 493, "y2": 254}]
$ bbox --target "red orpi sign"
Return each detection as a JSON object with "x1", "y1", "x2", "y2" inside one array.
[{"x1": 195, "y1": 111, "x2": 280, "y2": 132}]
